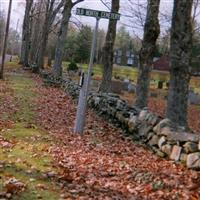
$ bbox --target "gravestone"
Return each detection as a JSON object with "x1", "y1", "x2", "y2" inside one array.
[
  {"x1": 188, "y1": 90, "x2": 200, "y2": 105},
  {"x1": 128, "y1": 83, "x2": 136, "y2": 93},
  {"x1": 123, "y1": 78, "x2": 130, "y2": 91},
  {"x1": 157, "y1": 81, "x2": 163, "y2": 89}
]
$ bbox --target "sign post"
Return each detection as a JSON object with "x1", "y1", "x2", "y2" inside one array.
[{"x1": 74, "y1": 8, "x2": 120, "y2": 134}]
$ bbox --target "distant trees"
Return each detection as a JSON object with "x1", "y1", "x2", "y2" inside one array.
[
  {"x1": 134, "y1": 0, "x2": 160, "y2": 109},
  {"x1": 166, "y1": 0, "x2": 193, "y2": 127},
  {"x1": 99, "y1": 0, "x2": 120, "y2": 92},
  {"x1": 52, "y1": 0, "x2": 84, "y2": 78}
]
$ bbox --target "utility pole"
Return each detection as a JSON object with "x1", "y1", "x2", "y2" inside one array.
[{"x1": 0, "y1": 0, "x2": 13, "y2": 79}]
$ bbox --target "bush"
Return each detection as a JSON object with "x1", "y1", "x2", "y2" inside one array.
[{"x1": 68, "y1": 61, "x2": 78, "y2": 71}]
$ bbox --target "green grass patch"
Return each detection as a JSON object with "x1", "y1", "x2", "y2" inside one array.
[{"x1": 0, "y1": 70, "x2": 61, "y2": 199}]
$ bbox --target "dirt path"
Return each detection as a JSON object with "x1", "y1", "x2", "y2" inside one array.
[{"x1": 0, "y1": 65, "x2": 200, "y2": 200}]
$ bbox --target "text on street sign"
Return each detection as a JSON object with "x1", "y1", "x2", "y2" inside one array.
[{"x1": 76, "y1": 8, "x2": 120, "y2": 20}]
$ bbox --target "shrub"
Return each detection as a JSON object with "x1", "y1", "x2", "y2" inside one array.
[{"x1": 68, "y1": 61, "x2": 78, "y2": 71}]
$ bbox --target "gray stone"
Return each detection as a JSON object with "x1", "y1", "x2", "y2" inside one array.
[
  {"x1": 128, "y1": 115, "x2": 138, "y2": 131},
  {"x1": 147, "y1": 132, "x2": 155, "y2": 140},
  {"x1": 180, "y1": 153, "x2": 187, "y2": 163},
  {"x1": 158, "y1": 136, "x2": 166, "y2": 149},
  {"x1": 148, "y1": 135, "x2": 159, "y2": 146},
  {"x1": 138, "y1": 109, "x2": 149, "y2": 121},
  {"x1": 153, "y1": 118, "x2": 175, "y2": 135},
  {"x1": 187, "y1": 152, "x2": 200, "y2": 169},
  {"x1": 138, "y1": 123, "x2": 152, "y2": 137},
  {"x1": 170, "y1": 145, "x2": 182, "y2": 161},
  {"x1": 161, "y1": 144, "x2": 172, "y2": 156},
  {"x1": 183, "y1": 142, "x2": 198, "y2": 153},
  {"x1": 167, "y1": 132, "x2": 199, "y2": 143}
]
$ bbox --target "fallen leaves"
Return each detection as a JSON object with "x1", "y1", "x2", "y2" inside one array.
[{"x1": 33, "y1": 74, "x2": 200, "y2": 199}]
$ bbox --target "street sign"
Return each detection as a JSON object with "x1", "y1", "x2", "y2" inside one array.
[
  {"x1": 76, "y1": 8, "x2": 120, "y2": 20},
  {"x1": 74, "y1": 7, "x2": 120, "y2": 134}
]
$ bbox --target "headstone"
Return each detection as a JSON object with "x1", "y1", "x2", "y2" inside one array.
[
  {"x1": 128, "y1": 83, "x2": 136, "y2": 93},
  {"x1": 188, "y1": 90, "x2": 200, "y2": 105},
  {"x1": 122, "y1": 78, "x2": 129, "y2": 91},
  {"x1": 157, "y1": 81, "x2": 163, "y2": 89}
]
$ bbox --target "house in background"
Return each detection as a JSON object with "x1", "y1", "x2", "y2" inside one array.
[{"x1": 153, "y1": 55, "x2": 170, "y2": 71}]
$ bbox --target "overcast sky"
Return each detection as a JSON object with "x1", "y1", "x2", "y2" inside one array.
[{"x1": 0, "y1": 0, "x2": 176, "y2": 38}]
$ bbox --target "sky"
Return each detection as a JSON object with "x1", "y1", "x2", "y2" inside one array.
[{"x1": 0, "y1": 0, "x2": 176, "y2": 38}]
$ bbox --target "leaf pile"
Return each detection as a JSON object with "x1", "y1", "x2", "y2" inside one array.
[
  {"x1": 34, "y1": 76, "x2": 200, "y2": 200},
  {"x1": 0, "y1": 80, "x2": 17, "y2": 131}
]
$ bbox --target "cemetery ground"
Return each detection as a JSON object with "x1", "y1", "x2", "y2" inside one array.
[{"x1": 0, "y1": 62, "x2": 200, "y2": 200}]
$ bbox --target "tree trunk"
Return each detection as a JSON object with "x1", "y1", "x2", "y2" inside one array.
[
  {"x1": 20, "y1": 0, "x2": 33, "y2": 67},
  {"x1": 53, "y1": 1, "x2": 73, "y2": 78},
  {"x1": 166, "y1": 0, "x2": 193, "y2": 128},
  {"x1": 134, "y1": 0, "x2": 160, "y2": 109},
  {"x1": 99, "y1": 0, "x2": 120, "y2": 93}
]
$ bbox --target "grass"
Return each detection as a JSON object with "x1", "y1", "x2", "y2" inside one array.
[
  {"x1": 62, "y1": 61, "x2": 200, "y2": 93},
  {"x1": 0, "y1": 69, "x2": 61, "y2": 199}
]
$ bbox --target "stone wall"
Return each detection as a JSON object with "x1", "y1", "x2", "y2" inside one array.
[{"x1": 43, "y1": 74, "x2": 200, "y2": 170}]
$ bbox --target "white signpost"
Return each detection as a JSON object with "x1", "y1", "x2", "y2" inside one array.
[{"x1": 74, "y1": 8, "x2": 120, "y2": 134}]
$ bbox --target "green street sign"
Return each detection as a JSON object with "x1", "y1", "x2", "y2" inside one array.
[{"x1": 76, "y1": 8, "x2": 120, "y2": 20}]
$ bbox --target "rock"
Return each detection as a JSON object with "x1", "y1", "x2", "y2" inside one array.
[
  {"x1": 180, "y1": 153, "x2": 187, "y2": 163},
  {"x1": 198, "y1": 140, "x2": 200, "y2": 150},
  {"x1": 158, "y1": 136, "x2": 166, "y2": 149},
  {"x1": 152, "y1": 147, "x2": 166, "y2": 158},
  {"x1": 153, "y1": 118, "x2": 175, "y2": 135},
  {"x1": 138, "y1": 123, "x2": 152, "y2": 137},
  {"x1": 183, "y1": 142, "x2": 198, "y2": 153},
  {"x1": 138, "y1": 109, "x2": 148, "y2": 121},
  {"x1": 128, "y1": 115, "x2": 138, "y2": 132},
  {"x1": 187, "y1": 152, "x2": 200, "y2": 169},
  {"x1": 161, "y1": 144, "x2": 172, "y2": 156},
  {"x1": 170, "y1": 145, "x2": 182, "y2": 161},
  {"x1": 167, "y1": 132, "x2": 199, "y2": 143},
  {"x1": 147, "y1": 132, "x2": 155, "y2": 140},
  {"x1": 148, "y1": 135, "x2": 159, "y2": 146}
]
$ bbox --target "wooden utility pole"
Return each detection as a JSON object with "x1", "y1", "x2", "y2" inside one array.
[{"x1": 0, "y1": 0, "x2": 13, "y2": 79}]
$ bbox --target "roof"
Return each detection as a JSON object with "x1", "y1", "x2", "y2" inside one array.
[{"x1": 153, "y1": 56, "x2": 170, "y2": 71}]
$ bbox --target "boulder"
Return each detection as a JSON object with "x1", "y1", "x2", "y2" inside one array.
[
  {"x1": 138, "y1": 123, "x2": 153, "y2": 137},
  {"x1": 170, "y1": 145, "x2": 182, "y2": 161},
  {"x1": 183, "y1": 142, "x2": 198, "y2": 153},
  {"x1": 187, "y1": 152, "x2": 200, "y2": 169}
]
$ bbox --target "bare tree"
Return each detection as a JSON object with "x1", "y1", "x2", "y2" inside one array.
[
  {"x1": 52, "y1": 0, "x2": 84, "y2": 78},
  {"x1": 99, "y1": 0, "x2": 120, "y2": 92},
  {"x1": 134, "y1": 0, "x2": 160, "y2": 109},
  {"x1": 166, "y1": 0, "x2": 193, "y2": 128},
  {"x1": 35, "y1": 0, "x2": 64, "y2": 73},
  {"x1": 20, "y1": 0, "x2": 33, "y2": 67}
]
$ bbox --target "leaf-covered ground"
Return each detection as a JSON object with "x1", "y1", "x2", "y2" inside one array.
[{"x1": 0, "y1": 64, "x2": 200, "y2": 199}]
